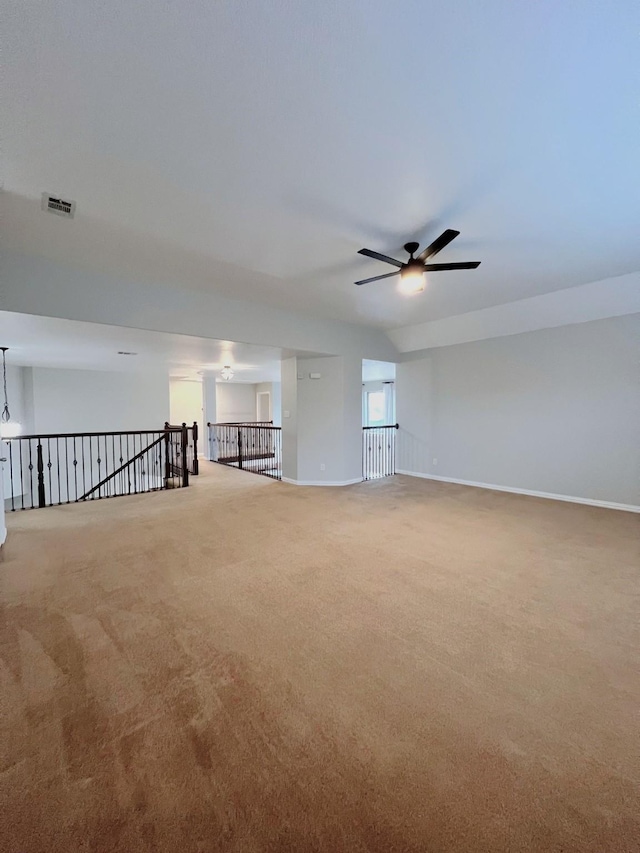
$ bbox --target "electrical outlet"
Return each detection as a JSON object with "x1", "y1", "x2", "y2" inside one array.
[
  {"x1": 320, "y1": 463, "x2": 325, "y2": 471},
  {"x1": 432, "y1": 458, "x2": 438, "y2": 466}
]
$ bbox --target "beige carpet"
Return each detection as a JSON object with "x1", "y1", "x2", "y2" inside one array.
[{"x1": 1, "y1": 464, "x2": 639, "y2": 852}]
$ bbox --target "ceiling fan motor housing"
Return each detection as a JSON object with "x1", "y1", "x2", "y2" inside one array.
[{"x1": 402, "y1": 258, "x2": 425, "y2": 277}]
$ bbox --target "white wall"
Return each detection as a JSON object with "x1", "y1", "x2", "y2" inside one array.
[
  {"x1": 215, "y1": 383, "x2": 257, "y2": 424},
  {"x1": 170, "y1": 379, "x2": 204, "y2": 440},
  {"x1": 28, "y1": 367, "x2": 170, "y2": 433},
  {"x1": 2, "y1": 249, "x2": 398, "y2": 362},
  {"x1": 396, "y1": 314, "x2": 640, "y2": 508}
]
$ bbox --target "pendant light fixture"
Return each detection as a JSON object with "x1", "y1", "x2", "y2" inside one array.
[
  {"x1": 220, "y1": 365, "x2": 234, "y2": 381},
  {"x1": 1, "y1": 347, "x2": 20, "y2": 438}
]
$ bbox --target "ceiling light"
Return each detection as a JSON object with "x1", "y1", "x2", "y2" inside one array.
[
  {"x1": 398, "y1": 263, "x2": 425, "y2": 296},
  {"x1": 220, "y1": 365, "x2": 234, "y2": 381},
  {"x1": 0, "y1": 346, "x2": 21, "y2": 437}
]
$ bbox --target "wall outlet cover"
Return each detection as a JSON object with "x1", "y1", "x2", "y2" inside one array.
[{"x1": 309, "y1": 373, "x2": 321, "y2": 379}]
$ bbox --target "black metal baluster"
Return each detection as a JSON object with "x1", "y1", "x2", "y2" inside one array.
[
  {"x1": 7, "y1": 440, "x2": 15, "y2": 511},
  {"x1": 64, "y1": 437, "x2": 69, "y2": 503},
  {"x1": 80, "y1": 435, "x2": 85, "y2": 498},
  {"x1": 36, "y1": 442, "x2": 46, "y2": 508},
  {"x1": 19, "y1": 439, "x2": 25, "y2": 509},
  {"x1": 28, "y1": 440, "x2": 34, "y2": 508},
  {"x1": 73, "y1": 436, "x2": 78, "y2": 501},
  {"x1": 46, "y1": 438, "x2": 52, "y2": 505}
]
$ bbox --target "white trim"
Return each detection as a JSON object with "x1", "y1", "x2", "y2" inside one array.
[
  {"x1": 395, "y1": 470, "x2": 640, "y2": 514},
  {"x1": 282, "y1": 477, "x2": 363, "y2": 487}
]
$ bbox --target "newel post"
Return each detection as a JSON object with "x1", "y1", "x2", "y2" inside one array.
[
  {"x1": 181, "y1": 423, "x2": 189, "y2": 487},
  {"x1": 192, "y1": 421, "x2": 199, "y2": 475}
]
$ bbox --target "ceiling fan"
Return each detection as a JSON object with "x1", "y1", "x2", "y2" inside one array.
[{"x1": 356, "y1": 229, "x2": 480, "y2": 295}]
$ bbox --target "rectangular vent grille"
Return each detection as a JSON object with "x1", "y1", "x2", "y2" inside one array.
[{"x1": 41, "y1": 193, "x2": 76, "y2": 218}]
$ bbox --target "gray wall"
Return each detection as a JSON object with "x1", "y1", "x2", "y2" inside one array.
[
  {"x1": 28, "y1": 367, "x2": 170, "y2": 433},
  {"x1": 215, "y1": 383, "x2": 257, "y2": 424},
  {"x1": 282, "y1": 356, "x2": 362, "y2": 484},
  {"x1": 397, "y1": 314, "x2": 640, "y2": 507}
]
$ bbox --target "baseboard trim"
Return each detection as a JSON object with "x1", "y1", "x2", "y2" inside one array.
[
  {"x1": 282, "y1": 477, "x2": 363, "y2": 487},
  {"x1": 395, "y1": 470, "x2": 640, "y2": 514}
]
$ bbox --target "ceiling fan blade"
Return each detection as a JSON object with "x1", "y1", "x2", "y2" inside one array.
[
  {"x1": 418, "y1": 229, "x2": 460, "y2": 262},
  {"x1": 355, "y1": 271, "x2": 401, "y2": 286},
  {"x1": 358, "y1": 248, "x2": 403, "y2": 268},
  {"x1": 423, "y1": 261, "x2": 481, "y2": 271}
]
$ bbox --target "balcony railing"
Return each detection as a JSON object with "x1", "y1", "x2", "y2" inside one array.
[
  {"x1": 208, "y1": 422, "x2": 282, "y2": 480},
  {"x1": 2, "y1": 425, "x2": 190, "y2": 511},
  {"x1": 362, "y1": 423, "x2": 398, "y2": 480}
]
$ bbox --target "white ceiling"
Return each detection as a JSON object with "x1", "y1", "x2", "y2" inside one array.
[
  {"x1": 0, "y1": 311, "x2": 304, "y2": 383},
  {"x1": 3, "y1": 1, "x2": 638, "y2": 330}
]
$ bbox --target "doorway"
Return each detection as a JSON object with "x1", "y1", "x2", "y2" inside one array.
[{"x1": 257, "y1": 391, "x2": 271, "y2": 422}]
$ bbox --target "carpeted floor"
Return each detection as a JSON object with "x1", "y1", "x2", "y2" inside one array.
[{"x1": 1, "y1": 464, "x2": 639, "y2": 852}]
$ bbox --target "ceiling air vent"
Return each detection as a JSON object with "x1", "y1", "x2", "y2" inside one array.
[{"x1": 41, "y1": 193, "x2": 76, "y2": 218}]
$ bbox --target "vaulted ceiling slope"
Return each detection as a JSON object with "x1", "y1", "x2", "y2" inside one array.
[{"x1": 2, "y1": 0, "x2": 639, "y2": 331}]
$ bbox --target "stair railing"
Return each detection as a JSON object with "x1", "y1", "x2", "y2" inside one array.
[{"x1": 2, "y1": 425, "x2": 190, "y2": 511}]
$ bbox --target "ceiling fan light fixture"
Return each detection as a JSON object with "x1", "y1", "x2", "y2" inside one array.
[
  {"x1": 220, "y1": 365, "x2": 234, "y2": 381},
  {"x1": 398, "y1": 264, "x2": 425, "y2": 295}
]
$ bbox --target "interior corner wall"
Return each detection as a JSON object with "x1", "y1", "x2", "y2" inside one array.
[
  {"x1": 29, "y1": 368, "x2": 170, "y2": 434},
  {"x1": 396, "y1": 313, "x2": 640, "y2": 507},
  {"x1": 396, "y1": 358, "x2": 433, "y2": 475}
]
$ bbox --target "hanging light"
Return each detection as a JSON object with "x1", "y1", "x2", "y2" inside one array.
[
  {"x1": 220, "y1": 365, "x2": 234, "y2": 381},
  {"x1": 397, "y1": 262, "x2": 426, "y2": 296},
  {"x1": 1, "y1": 347, "x2": 21, "y2": 438}
]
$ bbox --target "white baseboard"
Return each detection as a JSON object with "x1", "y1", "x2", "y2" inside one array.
[
  {"x1": 282, "y1": 477, "x2": 363, "y2": 487},
  {"x1": 395, "y1": 470, "x2": 640, "y2": 514}
]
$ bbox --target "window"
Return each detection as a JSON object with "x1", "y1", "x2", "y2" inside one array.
[{"x1": 366, "y1": 390, "x2": 386, "y2": 426}]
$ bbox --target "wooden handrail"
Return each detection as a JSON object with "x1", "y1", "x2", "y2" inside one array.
[
  {"x1": 79, "y1": 434, "x2": 166, "y2": 500},
  {"x1": 3, "y1": 428, "x2": 183, "y2": 441},
  {"x1": 208, "y1": 421, "x2": 274, "y2": 426},
  {"x1": 362, "y1": 423, "x2": 399, "y2": 430}
]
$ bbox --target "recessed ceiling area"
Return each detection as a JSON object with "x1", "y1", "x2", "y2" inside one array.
[
  {"x1": 0, "y1": 311, "x2": 316, "y2": 383},
  {"x1": 2, "y1": 1, "x2": 638, "y2": 330}
]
